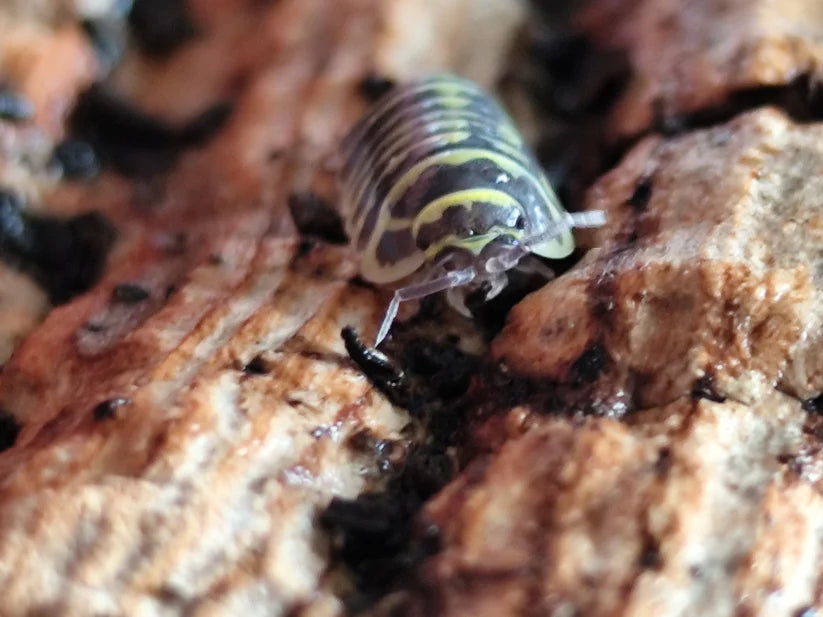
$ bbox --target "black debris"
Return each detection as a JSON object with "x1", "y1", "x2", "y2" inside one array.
[
  {"x1": 0, "y1": 86, "x2": 33, "y2": 122},
  {"x1": 0, "y1": 190, "x2": 33, "y2": 255},
  {"x1": 0, "y1": 191, "x2": 117, "y2": 304},
  {"x1": 330, "y1": 329, "x2": 480, "y2": 609},
  {"x1": 52, "y1": 139, "x2": 100, "y2": 181},
  {"x1": 401, "y1": 338, "x2": 477, "y2": 401},
  {"x1": 320, "y1": 444, "x2": 451, "y2": 601},
  {"x1": 691, "y1": 374, "x2": 727, "y2": 403},
  {"x1": 342, "y1": 327, "x2": 407, "y2": 404},
  {"x1": 241, "y1": 355, "x2": 270, "y2": 375},
  {"x1": 128, "y1": 0, "x2": 197, "y2": 57},
  {"x1": 31, "y1": 212, "x2": 117, "y2": 303},
  {"x1": 628, "y1": 176, "x2": 653, "y2": 211},
  {"x1": 111, "y1": 283, "x2": 151, "y2": 304},
  {"x1": 180, "y1": 101, "x2": 235, "y2": 145},
  {"x1": 655, "y1": 447, "x2": 672, "y2": 476},
  {"x1": 288, "y1": 192, "x2": 349, "y2": 245},
  {"x1": 639, "y1": 538, "x2": 662, "y2": 570},
  {"x1": 802, "y1": 394, "x2": 823, "y2": 414},
  {"x1": 571, "y1": 342, "x2": 609, "y2": 385},
  {"x1": 359, "y1": 73, "x2": 396, "y2": 102},
  {"x1": 69, "y1": 85, "x2": 233, "y2": 177},
  {"x1": 0, "y1": 410, "x2": 20, "y2": 452},
  {"x1": 69, "y1": 85, "x2": 182, "y2": 176},
  {"x1": 93, "y1": 397, "x2": 131, "y2": 421}
]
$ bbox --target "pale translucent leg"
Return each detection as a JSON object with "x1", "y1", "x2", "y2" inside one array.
[
  {"x1": 483, "y1": 271, "x2": 510, "y2": 302},
  {"x1": 446, "y1": 287, "x2": 472, "y2": 317},
  {"x1": 514, "y1": 255, "x2": 556, "y2": 281},
  {"x1": 372, "y1": 211, "x2": 606, "y2": 346},
  {"x1": 374, "y1": 267, "x2": 476, "y2": 346}
]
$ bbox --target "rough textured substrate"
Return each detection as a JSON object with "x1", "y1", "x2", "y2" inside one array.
[
  {"x1": 0, "y1": 0, "x2": 525, "y2": 615},
  {"x1": 581, "y1": 0, "x2": 823, "y2": 139},
  {"x1": 0, "y1": 7, "x2": 100, "y2": 360},
  {"x1": 409, "y1": 1, "x2": 823, "y2": 607},
  {"x1": 419, "y1": 109, "x2": 823, "y2": 616},
  {"x1": 421, "y1": 394, "x2": 823, "y2": 617},
  {"x1": 496, "y1": 108, "x2": 823, "y2": 408}
]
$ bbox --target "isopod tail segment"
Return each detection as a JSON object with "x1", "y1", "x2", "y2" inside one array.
[{"x1": 373, "y1": 209, "x2": 606, "y2": 346}]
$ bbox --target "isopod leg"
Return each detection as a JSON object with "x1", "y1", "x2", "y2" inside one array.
[{"x1": 374, "y1": 267, "x2": 476, "y2": 346}]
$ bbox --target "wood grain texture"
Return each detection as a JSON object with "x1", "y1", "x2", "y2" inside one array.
[{"x1": 0, "y1": 0, "x2": 525, "y2": 615}]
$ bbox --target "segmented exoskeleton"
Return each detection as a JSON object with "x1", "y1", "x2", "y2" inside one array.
[{"x1": 339, "y1": 74, "x2": 604, "y2": 344}]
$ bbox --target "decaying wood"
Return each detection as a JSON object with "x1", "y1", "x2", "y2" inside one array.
[
  {"x1": 419, "y1": 392, "x2": 823, "y2": 617},
  {"x1": 582, "y1": 0, "x2": 823, "y2": 140},
  {"x1": 0, "y1": 0, "x2": 525, "y2": 615},
  {"x1": 4, "y1": 0, "x2": 823, "y2": 616},
  {"x1": 495, "y1": 108, "x2": 823, "y2": 408}
]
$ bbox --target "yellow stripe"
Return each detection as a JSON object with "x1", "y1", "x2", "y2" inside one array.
[
  {"x1": 346, "y1": 111, "x2": 525, "y2": 214},
  {"x1": 373, "y1": 114, "x2": 524, "y2": 167},
  {"x1": 359, "y1": 250, "x2": 426, "y2": 285},
  {"x1": 347, "y1": 103, "x2": 519, "y2": 176},
  {"x1": 381, "y1": 148, "x2": 554, "y2": 225},
  {"x1": 369, "y1": 106, "x2": 518, "y2": 155},
  {"x1": 422, "y1": 226, "x2": 526, "y2": 260},
  {"x1": 343, "y1": 79, "x2": 518, "y2": 164},
  {"x1": 342, "y1": 77, "x2": 480, "y2": 156},
  {"x1": 348, "y1": 131, "x2": 473, "y2": 226},
  {"x1": 410, "y1": 188, "x2": 521, "y2": 238},
  {"x1": 350, "y1": 128, "x2": 529, "y2": 231},
  {"x1": 360, "y1": 149, "x2": 548, "y2": 282},
  {"x1": 384, "y1": 217, "x2": 414, "y2": 231}
]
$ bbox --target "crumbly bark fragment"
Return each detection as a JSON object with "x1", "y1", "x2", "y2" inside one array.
[
  {"x1": 0, "y1": 267, "x2": 48, "y2": 362},
  {"x1": 0, "y1": 0, "x2": 526, "y2": 614},
  {"x1": 580, "y1": 0, "x2": 823, "y2": 139},
  {"x1": 0, "y1": 6, "x2": 101, "y2": 361},
  {"x1": 495, "y1": 108, "x2": 823, "y2": 409},
  {"x1": 417, "y1": 394, "x2": 823, "y2": 617},
  {"x1": 0, "y1": 213, "x2": 412, "y2": 616}
]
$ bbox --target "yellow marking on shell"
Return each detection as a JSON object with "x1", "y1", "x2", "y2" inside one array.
[
  {"x1": 362, "y1": 77, "x2": 475, "y2": 122},
  {"x1": 382, "y1": 114, "x2": 519, "y2": 150},
  {"x1": 530, "y1": 176, "x2": 574, "y2": 258},
  {"x1": 342, "y1": 78, "x2": 482, "y2": 156},
  {"x1": 348, "y1": 130, "x2": 473, "y2": 228},
  {"x1": 381, "y1": 148, "x2": 555, "y2": 225},
  {"x1": 350, "y1": 126, "x2": 471, "y2": 186},
  {"x1": 347, "y1": 110, "x2": 526, "y2": 211},
  {"x1": 349, "y1": 104, "x2": 521, "y2": 178},
  {"x1": 348, "y1": 127, "x2": 535, "y2": 234},
  {"x1": 369, "y1": 124, "x2": 529, "y2": 170},
  {"x1": 355, "y1": 206, "x2": 422, "y2": 283},
  {"x1": 384, "y1": 217, "x2": 414, "y2": 231},
  {"x1": 410, "y1": 188, "x2": 522, "y2": 238},
  {"x1": 344, "y1": 89, "x2": 517, "y2": 165},
  {"x1": 343, "y1": 75, "x2": 578, "y2": 283},
  {"x1": 436, "y1": 95, "x2": 476, "y2": 109},
  {"x1": 530, "y1": 228, "x2": 574, "y2": 258},
  {"x1": 423, "y1": 227, "x2": 525, "y2": 260},
  {"x1": 359, "y1": 149, "x2": 546, "y2": 284},
  {"x1": 360, "y1": 243, "x2": 426, "y2": 285}
]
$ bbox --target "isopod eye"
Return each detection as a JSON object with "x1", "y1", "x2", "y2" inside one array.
[{"x1": 515, "y1": 214, "x2": 525, "y2": 229}]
